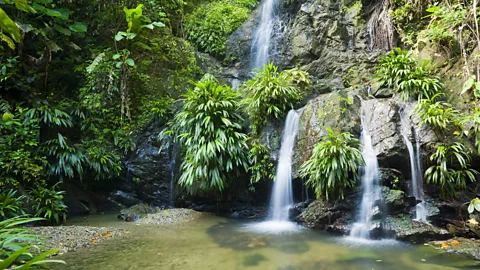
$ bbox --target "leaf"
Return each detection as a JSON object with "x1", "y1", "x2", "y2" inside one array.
[
  {"x1": 125, "y1": 58, "x2": 135, "y2": 67},
  {"x1": 15, "y1": 0, "x2": 37, "y2": 13},
  {"x1": 0, "y1": 32, "x2": 15, "y2": 49},
  {"x1": 86, "y1": 53, "x2": 105, "y2": 74},
  {"x1": 115, "y1": 32, "x2": 124, "y2": 41},
  {"x1": 0, "y1": 7, "x2": 21, "y2": 43},
  {"x1": 152, "y1": 22, "x2": 165, "y2": 27},
  {"x1": 68, "y1": 22, "x2": 87, "y2": 33},
  {"x1": 45, "y1": 39, "x2": 62, "y2": 52},
  {"x1": 461, "y1": 76, "x2": 475, "y2": 94},
  {"x1": 54, "y1": 24, "x2": 71, "y2": 36}
]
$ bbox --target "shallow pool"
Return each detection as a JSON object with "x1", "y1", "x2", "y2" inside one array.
[{"x1": 53, "y1": 213, "x2": 479, "y2": 270}]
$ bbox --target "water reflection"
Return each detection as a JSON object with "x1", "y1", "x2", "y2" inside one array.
[{"x1": 52, "y1": 214, "x2": 479, "y2": 270}]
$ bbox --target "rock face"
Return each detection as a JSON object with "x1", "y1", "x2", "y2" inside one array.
[
  {"x1": 225, "y1": 0, "x2": 390, "y2": 92},
  {"x1": 111, "y1": 122, "x2": 177, "y2": 209}
]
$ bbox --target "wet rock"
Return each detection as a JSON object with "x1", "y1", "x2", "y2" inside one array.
[
  {"x1": 294, "y1": 90, "x2": 362, "y2": 177},
  {"x1": 136, "y1": 208, "x2": 201, "y2": 225},
  {"x1": 379, "y1": 187, "x2": 416, "y2": 214},
  {"x1": 296, "y1": 199, "x2": 355, "y2": 234},
  {"x1": 429, "y1": 237, "x2": 480, "y2": 261},
  {"x1": 384, "y1": 217, "x2": 451, "y2": 242},
  {"x1": 378, "y1": 168, "x2": 405, "y2": 190},
  {"x1": 118, "y1": 203, "x2": 158, "y2": 222}
]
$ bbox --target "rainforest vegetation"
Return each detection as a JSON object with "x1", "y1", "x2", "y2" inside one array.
[{"x1": 1, "y1": 0, "x2": 480, "y2": 268}]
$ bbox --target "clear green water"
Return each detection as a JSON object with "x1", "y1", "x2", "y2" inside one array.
[{"x1": 54, "y1": 213, "x2": 479, "y2": 270}]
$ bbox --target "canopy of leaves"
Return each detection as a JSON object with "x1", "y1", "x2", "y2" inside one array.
[{"x1": 299, "y1": 128, "x2": 365, "y2": 200}]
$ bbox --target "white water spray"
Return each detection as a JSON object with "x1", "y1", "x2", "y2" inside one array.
[
  {"x1": 399, "y1": 108, "x2": 427, "y2": 222},
  {"x1": 247, "y1": 109, "x2": 302, "y2": 233},
  {"x1": 350, "y1": 104, "x2": 381, "y2": 239},
  {"x1": 250, "y1": 0, "x2": 280, "y2": 69}
]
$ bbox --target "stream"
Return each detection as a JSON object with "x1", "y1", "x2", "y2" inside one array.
[{"x1": 53, "y1": 213, "x2": 479, "y2": 270}]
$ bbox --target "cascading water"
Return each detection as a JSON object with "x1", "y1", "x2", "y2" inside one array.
[
  {"x1": 247, "y1": 109, "x2": 302, "y2": 233},
  {"x1": 169, "y1": 143, "x2": 177, "y2": 208},
  {"x1": 250, "y1": 0, "x2": 280, "y2": 69},
  {"x1": 350, "y1": 104, "x2": 381, "y2": 239},
  {"x1": 270, "y1": 109, "x2": 302, "y2": 221},
  {"x1": 399, "y1": 108, "x2": 427, "y2": 222}
]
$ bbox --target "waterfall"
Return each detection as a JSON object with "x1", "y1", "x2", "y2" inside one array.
[
  {"x1": 169, "y1": 143, "x2": 177, "y2": 208},
  {"x1": 250, "y1": 0, "x2": 280, "y2": 70},
  {"x1": 350, "y1": 104, "x2": 381, "y2": 239},
  {"x1": 399, "y1": 108, "x2": 427, "y2": 222},
  {"x1": 247, "y1": 109, "x2": 302, "y2": 233},
  {"x1": 270, "y1": 109, "x2": 302, "y2": 221}
]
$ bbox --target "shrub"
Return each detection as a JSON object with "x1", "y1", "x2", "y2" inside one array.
[
  {"x1": 299, "y1": 128, "x2": 365, "y2": 200},
  {"x1": 0, "y1": 190, "x2": 25, "y2": 220},
  {"x1": 29, "y1": 184, "x2": 67, "y2": 224},
  {"x1": 242, "y1": 63, "x2": 310, "y2": 135},
  {"x1": 0, "y1": 217, "x2": 65, "y2": 269},
  {"x1": 173, "y1": 75, "x2": 249, "y2": 193},
  {"x1": 375, "y1": 48, "x2": 443, "y2": 100},
  {"x1": 414, "y1": 93, "x2": 461, "y2": 133},
  {"x1": 248, "y1": 141, "x2": 275, "y2": 187},
  {"x1": 425, "y1": 142, "x2": 478, "y2": 198},
  {"x1": 185, "y1": 0, "x2": 257, "y2": 57}
]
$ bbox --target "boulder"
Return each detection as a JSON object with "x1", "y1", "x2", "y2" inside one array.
[
  {"x1": 379, "y1": 187, "x2": 416, "y2": 214},
  {"x1": 296, "y1": 199, "x2": 356, "y2": 234},
  {"x1": 384, "y1": 217, "x2": 451, "y2": 242}
]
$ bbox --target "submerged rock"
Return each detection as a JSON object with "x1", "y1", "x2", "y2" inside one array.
[
  {"x1": 136, "y1": 208, "x2": 201, "y2": 225},
  {"x1": 429, "y1": 237, "x2": 480, "y2": 261},
  {"x1": 118, "y1": 203, "x2": 158, "y2": 222}
]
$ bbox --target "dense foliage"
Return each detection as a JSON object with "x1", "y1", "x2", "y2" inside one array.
[
  {"x1": 375, "y1": 48, "x2": 443, "y2": 100},
  {"x1": 185, "y1": 0, "x2": 257, "y2": 57},
  {"x1": 242, "y1": 63, "x2": 310, "y2": 135},
  {"x1": 299, "y1": 128, "x2": 364, "y2": 200},
  {"x1": 172, "y1": 75, "x2": 249, "y2": 193}
]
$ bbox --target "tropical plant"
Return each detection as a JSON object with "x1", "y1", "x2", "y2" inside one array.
[
  {"x1": 185, "y1": 0, "x2": 257, "y2": 56},
  {"x1": 424, "y1": 142, "x2": 478, "y2": 198},
  {"x1": 242, "y1": 63, "x2": 310, "y2": 135},
  {"x1": 0, "y1": 217, "x2": 65, "y2": 269},
  {"x1": 248, "y1": 141, "x2": 275, "y2": 187},
  {"x1": 414, "y1": 93, "x2": 461, "y2": 133},
  {"x1": 0, "y1": 190, "x2": 25, "y2": 220},
  {"x1": 173, "y1": 75, "x2": 249, "y2": 193},
  {"x1": 0, "y1": 106, "x2": 47, "y2": 189},
  {"x1": 468, "y1": 197, "x2": 480, "y2": 214},
  {"x1": 299, "y1": 128, "x2": 365, "y2": 200},
  {"x1": 375, "y1": 48, "x2": 443, "y2": 100},
  {"x1": 461, "y1": 75, "x2": 480, "y2": 99},
  {"x1": 29, "y1": 185, "x2": 67, "y2": 224}
]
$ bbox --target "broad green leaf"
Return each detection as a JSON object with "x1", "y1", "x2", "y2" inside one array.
[
  {"x1": 69, "y1": 22, "x2": 87, "y2": 33},
  {"x1": 0, "y1": 7, "x2": 21, "y2": 42},
  {"x1": 125, "y1": 58, "x2": 135, "y2": 67}
]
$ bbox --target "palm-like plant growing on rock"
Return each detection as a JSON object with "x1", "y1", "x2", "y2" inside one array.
[
  {"x1": 174, "y1": 75, "x2": 249, "y2": 193},
  {"x1": 299, "y1": 128, "x2": 364, "y2": 200}
]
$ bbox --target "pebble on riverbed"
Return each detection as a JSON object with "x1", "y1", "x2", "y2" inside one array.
[
  {"x1": 30, "y1": 226, "x2": 126, "y2": 254},
  {"x1": 136, "y1": 208, "x2": 201, "y2": 225}
]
